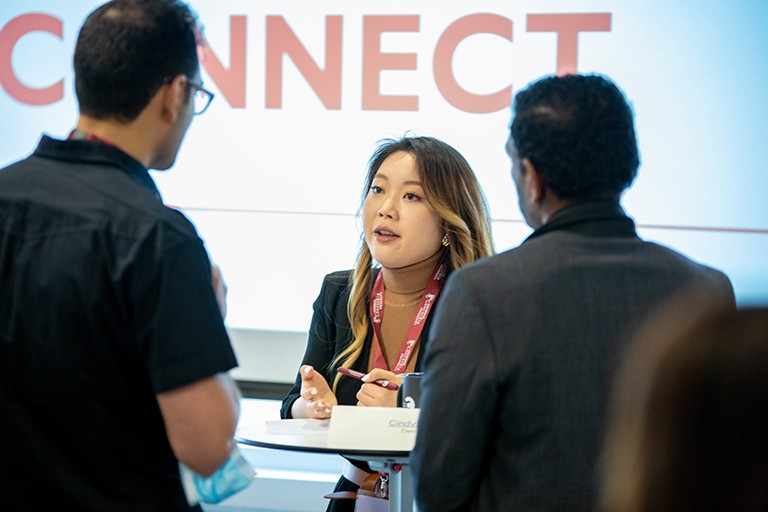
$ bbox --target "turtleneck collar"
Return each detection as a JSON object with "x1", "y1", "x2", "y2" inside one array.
[{"x1": 379, "y1": 248, "x2": 446, "y2": 294}]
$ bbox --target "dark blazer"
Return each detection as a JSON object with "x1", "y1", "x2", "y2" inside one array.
[
  {"x1": 412, "y1": 200, "x2": 735, "y2": 512},
  {"x1": 280, "y1": 269, "x2": 433, "y2": 418}
]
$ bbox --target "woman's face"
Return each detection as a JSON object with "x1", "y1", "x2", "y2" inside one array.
[{"x1": 363, "y1": 151, "x2": 443, "y2": 270}]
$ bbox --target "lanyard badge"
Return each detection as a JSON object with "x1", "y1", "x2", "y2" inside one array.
[{"x1": 369, "y1": 262, "x2": 446, "y2": 373}]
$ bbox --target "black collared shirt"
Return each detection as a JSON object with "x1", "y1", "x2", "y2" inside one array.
[{"x1": 0, "y1": 136, "x2": 236, "y2": 510}]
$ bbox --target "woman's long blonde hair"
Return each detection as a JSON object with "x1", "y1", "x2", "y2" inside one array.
[{"x1": 331, "y1": 136, "x2": 494, "y2": 391}]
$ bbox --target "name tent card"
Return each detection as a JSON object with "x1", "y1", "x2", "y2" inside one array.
[{"x1": 327, "y1": 405, "x2": 420, "y2": 451}]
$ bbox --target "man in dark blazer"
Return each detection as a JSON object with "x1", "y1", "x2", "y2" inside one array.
[{"x1": 411, "y1": 74, "x2": 735, "y2": 512}]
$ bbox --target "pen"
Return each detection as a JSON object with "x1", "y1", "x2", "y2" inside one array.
[{"x1": 337, "y1": 367, "x2": 400, "y2": 391}]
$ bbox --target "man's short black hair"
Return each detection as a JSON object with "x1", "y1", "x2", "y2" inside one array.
[
  {"x1": 510, "y1": 74, "x2": 640, "y2": 200},
  {"x1": 74, "y1": 0, "x2": 201, "y2": 122}
]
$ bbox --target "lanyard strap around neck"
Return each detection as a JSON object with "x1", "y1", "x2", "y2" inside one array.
[
  {"x1": 67, "y1": 129, "x2": 116, "y2": 148},
  {"x1": 370, "y1": 262, "x2": 447, "y2": 374}
]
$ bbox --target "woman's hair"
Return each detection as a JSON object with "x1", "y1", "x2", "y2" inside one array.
[
  {"x1": 331, "y1": 136, "x2": 494, "y2": 390},
  {"x1": 600, "y1": 298, "x2": 768, "y2": 512}
]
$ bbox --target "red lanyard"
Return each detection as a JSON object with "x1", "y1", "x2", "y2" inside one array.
[
  {"x1": 370, "y1": 262, "x2": 447, "y2": 374},
  {"x1": 67, "y1": 129, "x2": 116, "y2": 147}
]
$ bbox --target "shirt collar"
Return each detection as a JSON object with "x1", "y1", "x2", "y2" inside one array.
[
  {"x1": 524, "y1": 198, "x2": 638, "y2": 242},
  {"x1": 33, "y1": 135, "x2": 162, "y2": 201}
]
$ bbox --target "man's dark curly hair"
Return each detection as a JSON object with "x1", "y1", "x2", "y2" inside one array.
[
  {"x1": 510, "y1": 74, "x2": 640, "y2": 200},
  {"x1": 74, "y1": 0, "x2": 201, "y2": 123}
]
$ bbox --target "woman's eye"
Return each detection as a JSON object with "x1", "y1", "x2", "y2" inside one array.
[
  {"x1": 370, "y1": 185, "x2": 383, "y2": 194},
  {"x1": 404, "y1": 192, "x2": 420, "y2": 201}
]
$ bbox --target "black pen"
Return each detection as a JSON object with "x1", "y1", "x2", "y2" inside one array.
[{"x1": 337, "y1": 367, "x2": 400, "y2": 390}]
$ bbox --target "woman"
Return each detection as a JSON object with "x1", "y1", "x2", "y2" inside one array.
[{"x1": 280, "y1": 135, "x2": 494, "y2": 511}]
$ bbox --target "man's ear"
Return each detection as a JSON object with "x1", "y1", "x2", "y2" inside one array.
[
  {"x1": 161, "y1": 74, "x2": 187, "y2": 123},
  {"x1": 522, "y1": 157, "x2": 546, "y2": 204}
]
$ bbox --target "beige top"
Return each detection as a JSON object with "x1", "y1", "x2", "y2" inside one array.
[{"x1": 367, "y1": 249, "x2": 444, "y2": 373}]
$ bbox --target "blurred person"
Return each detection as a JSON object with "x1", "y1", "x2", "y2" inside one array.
[
  {"x1": 600, "y1": 300, "x2": 768, "y2": 512},
  {"x1": 411, "y1": 74, "x2": 735, "y2": 512},
  {"x1": 281, "y1": 135, "x2": 495, "y2": 512},
  {"x1": 0, "y1": 1, "x2": 241, "y2": 510}
]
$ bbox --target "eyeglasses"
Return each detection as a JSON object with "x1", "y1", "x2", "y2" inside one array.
[
  {"x1": 185, "y1": 78, "x2": 215, "y2": 115},
  {"x1": 164, "y1": 75, "x2": 215, "y2": 115}
]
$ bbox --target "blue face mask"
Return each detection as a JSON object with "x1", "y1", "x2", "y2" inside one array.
[{"x1": 180, "y1": 445, "x2": 255, "y2": 504}]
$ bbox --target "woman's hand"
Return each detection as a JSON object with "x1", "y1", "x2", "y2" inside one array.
[
  {"x1": 295, "y1": 365, "x2": 338, "y2": 419},
  {"x1": 356, "y1": 368, "x2": 403, "y2": 408}
]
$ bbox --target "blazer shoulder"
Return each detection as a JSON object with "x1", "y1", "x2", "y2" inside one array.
[
  {"x1": 321, "y1": 269, "x2": 353, "y2": 294},
  {"x1": 313, "y1": 269, "x2": 354, "y2": 312}
]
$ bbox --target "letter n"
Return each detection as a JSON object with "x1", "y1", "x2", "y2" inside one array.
[
  {"x1": 199, "y1": 15, "x2": 247, "y2": 108},
  {"x1": 265, "y1": 16, "x2": 342, "y2": 109}
]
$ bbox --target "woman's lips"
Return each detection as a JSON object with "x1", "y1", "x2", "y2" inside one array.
[{"x1": 373, "y1": 227, "x2": 399, "y2": 242}]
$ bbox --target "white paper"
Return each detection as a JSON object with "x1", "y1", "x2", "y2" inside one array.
[{"x1": 264, "y1": 419, "x2": 330, "y2": 435}]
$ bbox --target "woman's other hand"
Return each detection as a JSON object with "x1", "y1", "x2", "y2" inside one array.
[{"x1": 295, "y1": 365, "x2": 338, "y2": 419}]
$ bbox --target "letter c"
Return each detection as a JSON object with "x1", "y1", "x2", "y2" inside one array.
[
  {"x1": 0, "y1": 13, "x2": 64, "y2": 105},
  {"x1": 433, "y1": 13, "x2": 513, "y2": 114}
]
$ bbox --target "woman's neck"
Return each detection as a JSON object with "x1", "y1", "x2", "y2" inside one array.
[{"x1": 380, "y1": 249, "x2": 444, "y2": 294}]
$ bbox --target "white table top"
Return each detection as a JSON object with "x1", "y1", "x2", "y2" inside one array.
[
  {"x1": 235, "y1": 420, "x2": 411, "y2": 460},
  {"x1": 236, "y1": 420, "x2": 417, "y2": 512}
]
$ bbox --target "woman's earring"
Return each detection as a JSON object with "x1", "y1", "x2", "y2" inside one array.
[{"x1": 441, "y1": 234, "x2": 450, "y2": 247}]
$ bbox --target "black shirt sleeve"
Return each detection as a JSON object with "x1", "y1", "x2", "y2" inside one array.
[{"x1": 134, "y1": 234, "x2": 237, "y2": 394}]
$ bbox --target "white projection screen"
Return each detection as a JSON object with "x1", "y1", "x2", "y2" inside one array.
[{"x1": 2, "y1": 1, "x2": 767, "y2": 383}]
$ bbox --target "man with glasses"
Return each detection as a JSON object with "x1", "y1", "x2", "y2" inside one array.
[{"x1": 0, "y1": 1, "x2": 240, "y2": 510}]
